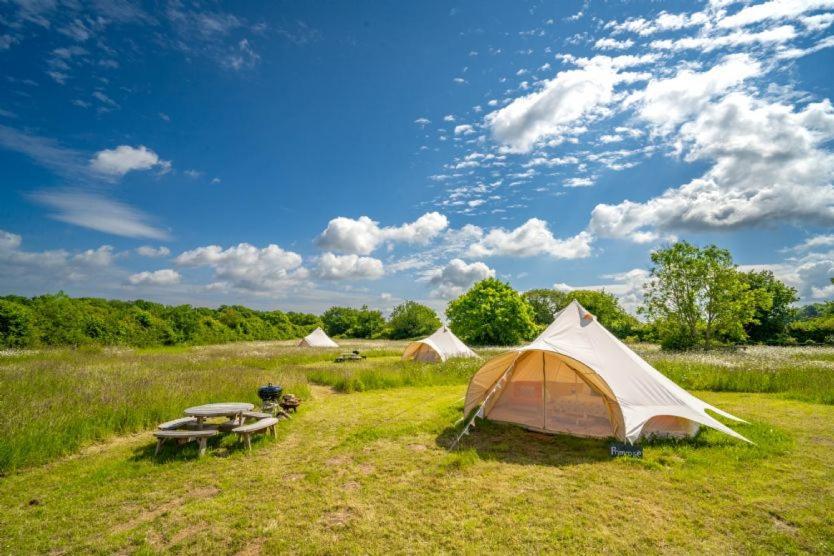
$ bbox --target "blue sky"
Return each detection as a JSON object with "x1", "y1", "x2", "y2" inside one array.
[{"x1": 2, "y1": 0, "x2": 834, "y2": 314}]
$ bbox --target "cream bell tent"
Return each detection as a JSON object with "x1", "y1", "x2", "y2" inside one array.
[
  {"x1": 402, "y1": 326, "x2": 479, "y2": 363},
  {"x1": 461, "y1": 300, "x2": 749, "y2": 444},
  {"x1": 297, "y1": 327, "x2": 339, "y2": 348}
]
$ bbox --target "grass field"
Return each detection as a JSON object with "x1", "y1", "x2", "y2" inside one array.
[{"x1": 1, "y1": 341, "x2": 833, "y2": 553}]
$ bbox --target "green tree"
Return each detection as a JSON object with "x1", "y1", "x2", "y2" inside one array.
[
  {"x1": 350, "y1": 306, "x2": 385, "y2": 338},
  {"x1": 523, "y1": 289, "x2": 570, "y2": 326},
  {"x1": 742, "y1": 270, "x2": 799, "y2": 344},
  {"x1": 386, "y1": 301, "x2": 442, "y2": 339},
  {"x1": 321, "y1": 306, "x2": 359, "y2": 337},
  {"x1": 642, "y1": 242, "x2": 766, "y2": 349},
  {"x1": 567, "y1": 290, "x2": 639, "y2": 338},
  {"x1": 446, "y1": 278, "x2": 537, "y2": 345},
  {"x1": 321, "y1": 306, "x2": 384, "y2": 338},
  {"x1": 0, "y1": 299, "x2": 34, "y2": 348},
  {"x1": 523, "y1": 288, "x2": 638, "y2": 338}
]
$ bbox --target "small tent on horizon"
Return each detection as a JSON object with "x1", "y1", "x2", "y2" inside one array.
[
  {"x1": 297, "y1": 327, "x2": 339, "y2": 348},
  {"x1": 402, "y1": 326, "x2": 478, "y2": 363},
  {"x1": 461, "y1": 300, "x2": 750, "y2": 444}
]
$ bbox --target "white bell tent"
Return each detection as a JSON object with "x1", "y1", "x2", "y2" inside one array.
[
  {"x1": 461, "y1": 300, "x2": 749, "y2": 444},
  {"x1": 297, "y1": 327, "x2": 339, "y2": 348},
  {"x1": 402, "y1": 326, "x2": 479, "y2": 363}
]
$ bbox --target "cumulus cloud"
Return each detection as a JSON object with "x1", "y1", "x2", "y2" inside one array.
[
  {"x1": 0, "y1": 229, "x2": 116, "y2": 287},
  {"x1": 128, "y1": 269, "x2": 181, "y2": 286},
  {"x1": 628, "y1": 53, "x2": 762, "y2": 135},
  {"x1": 175, "y1": 243, "x2": 308, "y2": 292},
  {"x1": 422, "y1": 258, "x2": 495, "y2": 298},
  {"x1": 591, "y1": 93, "x2": 834, "y2": 240},
  {"x1": 486, "y1": 55, "x2": 654, "y2": 153},
  {"x1": 468, "y1": 218, "x2": 593, "y2": 259},
  {"x1": 90, "y1": 145, "x2": 170, "y2": 176},
  {"x1": 30, "y1": 189, "x2": 170, "y2": 240},
  {"x1": 316, "y1": 253, "x2": 385, "y2": 280},
  {"x1": 316, "y1": 212, "x2": 449, "y2": 255}
]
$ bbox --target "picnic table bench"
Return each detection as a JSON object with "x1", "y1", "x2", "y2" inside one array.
[
  {"x1": 335, "y1": 351, "x2": 366, "y2": 363},
  {"x1": 232, "y1": 417, "x2": 280, "y2": 450},
  {"x1": 153, "y1": 429, "x2": 217, "y2": 457}
]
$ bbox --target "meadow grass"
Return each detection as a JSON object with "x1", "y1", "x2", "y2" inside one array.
[
  {"x1": 3, "y1": 341, "x2": 834, "y2": 473},
  {"x1": 639, "y1": 345, "x2": 834, "y2": 404},
  {"x1": 0, "y1": 342, "x2": 344, "y2": 472},
  {"x1": 0, "y1": 386, "x2": 831, "y2": 553}
]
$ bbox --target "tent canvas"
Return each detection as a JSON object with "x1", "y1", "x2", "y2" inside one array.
[
  {"x1": 297, "y1": 327, "x2": 339, "y2": 348},
  {"x1": 402, "y1": 326, "x2": 478, "y2": 363},
  {"x1": 462, "y1": 300, "x2": 750, "y2": 444}
]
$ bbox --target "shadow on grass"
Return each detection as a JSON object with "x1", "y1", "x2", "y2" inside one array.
[
  {"x1": 435, "y1": 420, "x2": 612, "y2": 468},
  {"x1": 434, "y1": 417, "x2": 785, "y2": 469},
  {"x1": 129, "y1": 433, "x2": 276, "y2": 464}
]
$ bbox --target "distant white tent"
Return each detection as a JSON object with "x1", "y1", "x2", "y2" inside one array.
[
  {"x1": 402, "y1": 326, "x2": 479, "y2": 363},
  {"x1": 462, "y1": 300, "x2": 750, "y2": 444},
  {"x1": 297, "y1": 327, "x2": 339, "y2": 348}
]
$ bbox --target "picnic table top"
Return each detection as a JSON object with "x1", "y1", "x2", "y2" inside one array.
[{"x1": 184, "y1": 402, "x2": 254, "y2": 417}]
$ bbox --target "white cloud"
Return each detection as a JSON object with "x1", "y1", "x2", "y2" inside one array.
[
  {"x1": 486, "y1": 55, "x2": 654, "y2": 153},
  {"x1": 605, "y1": 10, "x2": 709, "y2": 36},
  {"x1": 742, "y1": 248, "x2": 834, "y2": 302},
  {"x1": 0, "y1": 229, "x2": 117, "y2": 287},
  {"x1": 629, "y1": 53, "x2": 762, "y2": 135},
  {"x1": 717, "y1": 0, "x2": 834, "y2": 28},
  {"x1": 469, "y1": 218, "x2": 593, "y2": 259},
  {"x1": 128, "y1": 269, "x2": 181, "y2": 286},
  {"x1": 414, "y1": 117, "x2": 431, "y2": 126},
  {"x1": 422, "y1": 258, "x2": 495, "y2": 298},
  {"x1": 454, "y1": 124, "x2": 475, "y2": 135},
  {"x1": 316, "y1": 253, "x2": 385, "y2": 280},
  {"x1": 136, "y1": 246, "x2": 171, "y2": 257},
  {"x1": 316, "y1": 212, "x2": 449, "y2": 255},
  {"x1": 786, "y1": 234, "x2": 834, "y2": 252},
  {"x1": 175, "y1": 243, "x2": 308, "y2": 292},
  {"x1": 90, "y1": 145, "x2": 170, "y2": 176},
  {"x1": 591, "y1": 93, "x2": 834, "y2": 240},
  {"x1": 564, "y1": 177, "x2": 595, "y2": 188},
  {"x1": 650, "y1": 24, "x2": 797, "y2": 52},
  {"x1": 31, "y1": 189, "x2": 170, "y2": 240},
  {"x1": 594, "y1": 38, "x2": 635, "y2": 50}
]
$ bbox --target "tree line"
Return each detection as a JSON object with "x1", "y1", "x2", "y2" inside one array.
[{"x1": 1, "y1": 241, "x2": 832, "y2": 350}]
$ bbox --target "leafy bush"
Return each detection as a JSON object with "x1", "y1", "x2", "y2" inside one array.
[
  {"x1": 0, "y1": 293, "x2": 308, "y2": 348},
  {"x1": 321, "y1": 305, "x2": 385, "y2": 338},
  {"x1": 385, "y1": 301, "x2": 441, "y2": 339},
  {"x1": 0, "y1": 299, "x2": 34, "y2": 348},
  {"x1": 446, "y1": 278, "x2": 537, "y2": 345},
  {"x1": 788, "y1": 316, "x2": 834, "y2": 345}
]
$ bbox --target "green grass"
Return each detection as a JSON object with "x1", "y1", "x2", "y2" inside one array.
[
  {"x1": 3, "y1": 341, "x2": 834, "y2": 474},
  {"x1": 306, "y1": 356, "x2": 485, "y2": 392},
  {"x1": 0, "y1": 387, "x2": 831, "y2": 553},
  {"x1": 1, "y1": 341, "x2": 834, "y2": 552}
]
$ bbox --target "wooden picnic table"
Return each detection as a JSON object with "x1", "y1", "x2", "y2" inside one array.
[{"x1": 184, "y1": 402, "x2": 254, "y2": 430}]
